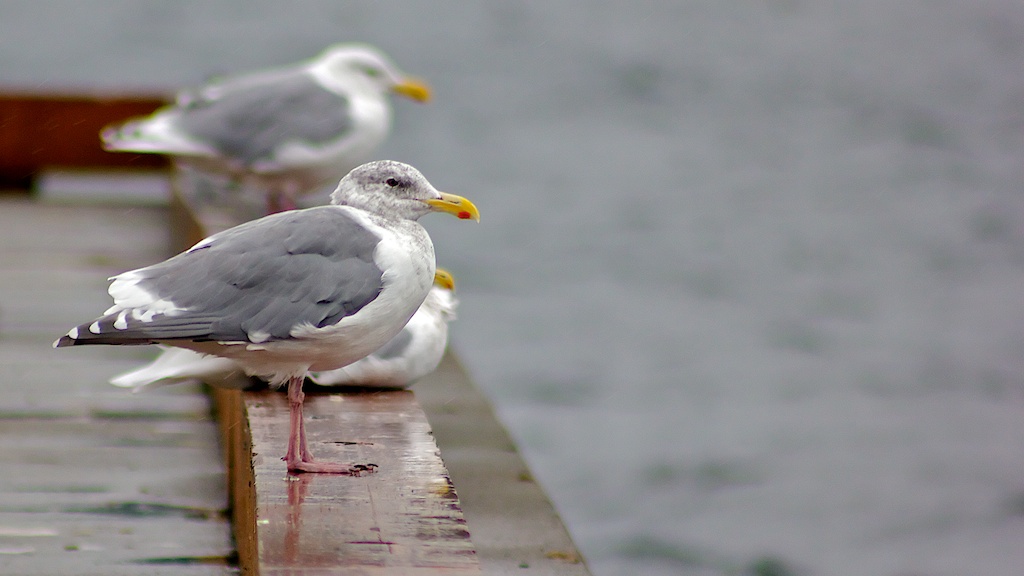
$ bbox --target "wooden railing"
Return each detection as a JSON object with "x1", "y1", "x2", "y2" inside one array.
[{"x1": 0, "y1": 91, "x2": 168, "y2": 188}]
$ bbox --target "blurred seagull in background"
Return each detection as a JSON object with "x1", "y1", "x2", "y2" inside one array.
[
  {"x1": 102, "y1": 43, "x2": 431, "y2": 213},
  {"x1": 110, "y1": 269, "x2": 459, "y2": 391},
  {"x1": 55, "y1": 160, "x2": 479, "y2": 474}
]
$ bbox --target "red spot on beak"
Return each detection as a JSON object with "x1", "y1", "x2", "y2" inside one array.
[{"x1": 458, "y1": 211, "x2": 472, "y2": 219}]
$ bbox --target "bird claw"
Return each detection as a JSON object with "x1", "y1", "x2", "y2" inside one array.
[
  {"x1": 350, "y1": 463, "x2": 379, "y2": 476},
  {"x1": 284, "y1": 456, "x2": 379, "y2": 475}
]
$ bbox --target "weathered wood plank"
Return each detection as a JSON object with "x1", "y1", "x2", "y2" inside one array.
[
  {"x1": 413, "y1": 356, "x2": 592, "y2": 575},
  {"x1": 241, "y1": 390, "x2": 481, "y2": 575},
  {"x1": 210, "y1": 387, "x2": 257, "y2": 574},
  {"x1": 0, "y1": 196, "x2": 234, "y2": 575}
]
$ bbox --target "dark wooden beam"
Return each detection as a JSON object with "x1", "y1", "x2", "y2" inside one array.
[{"x1": 0, "y1": 91, "x2": 170, "y2": 188}]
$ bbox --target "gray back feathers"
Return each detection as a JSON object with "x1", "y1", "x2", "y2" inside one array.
[
  {"x1": 176, "y1": 75, "x2": 353, "y2": 164},
  {"x1": 62, "y1": 207, "x2": 384, "y2": 346}
]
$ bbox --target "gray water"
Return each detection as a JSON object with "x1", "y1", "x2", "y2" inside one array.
[{"x1": 4, "y1": 2, "x2": 1024, "y2": 574}]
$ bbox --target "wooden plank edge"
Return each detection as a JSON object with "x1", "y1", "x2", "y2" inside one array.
[
  {"x1": 210, "y1": 387, "x2": 258, "y2": 574},
  {"x1": 245, "y1": 390, "x2": 481, "y2": 574}
]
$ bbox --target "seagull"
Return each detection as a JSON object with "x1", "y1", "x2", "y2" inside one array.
[
  {"x1": 101, "y1": 44, "x2": 432, "y2": 213},
  {"x1": 109, "y1": 269, "x2": 458, "y2": 390},
  {"x1": 55, "y1": 160, "x2": 479, "y2": 474}
]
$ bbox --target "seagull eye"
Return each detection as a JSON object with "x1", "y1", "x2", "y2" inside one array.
[
  {"x1": 385, "y1": 178, "x2": 401, "y2": 187},
  {"x1": 362, "y1": 66, "x2": 383, "y2": 78}
]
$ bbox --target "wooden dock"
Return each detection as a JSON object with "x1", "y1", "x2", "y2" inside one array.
[
  {"x1": 0, "y1": 93, "x2": 591, "y2": 575},
  {"x1": 0, "y1": 195, "x2": 235, "y2": 575}
]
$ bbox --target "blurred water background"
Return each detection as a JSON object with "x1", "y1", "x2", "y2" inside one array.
[{"x1": 3, "y1": 2, "x2": 1024, "y2": 574}]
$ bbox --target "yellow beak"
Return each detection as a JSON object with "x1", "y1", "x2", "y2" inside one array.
[
  {"x1": 433, "y1": 268, "x2": 456, "y2": 291},
  {"x1": 424, "y1": 192, "x2": 480, "y2": 222},
  {"x1": 392, "y1": 78, "x2": 431, "y2": 102}
]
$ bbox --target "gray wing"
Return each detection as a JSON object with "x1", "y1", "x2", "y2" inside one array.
[
  {"x1": 174, "y1": 74, "x2": 353, "y2": 164},
  {"x1": 61, "y1": 207, "x2": 383, "y2": 346}
]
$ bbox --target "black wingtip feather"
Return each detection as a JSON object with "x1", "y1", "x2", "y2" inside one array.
[{"x1": 53, "y1": 335, "x2": 75, "y2": 348}]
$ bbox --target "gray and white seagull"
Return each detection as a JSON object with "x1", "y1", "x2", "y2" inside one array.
[
  {"x1": 108, "y1": 269, "x2": 459, "y2": 390},
  {"x1": 55, "y1": 160, "x2": 479, "y2": 474},
  {"x1": 102, "y1": 43, "x2": 432, "y2": 213}
]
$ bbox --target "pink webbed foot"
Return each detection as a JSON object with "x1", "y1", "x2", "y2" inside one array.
[
  {"x1": 285, "y1": 457, "x2": 378, "y2": 476},
  {"x1": 283, "y1": 375, "x2": 378, "y2": 475}
]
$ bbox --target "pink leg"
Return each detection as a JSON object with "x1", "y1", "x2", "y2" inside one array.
[
  {"x1": 283, "y1": 375, "x2": 305, "y2": 464},
  {"x1": 266, "y1": 190, "x2": 287, "y2": 214},
  {"x1": 283, "y1": 375, "x2": 377, "y2": 475}
]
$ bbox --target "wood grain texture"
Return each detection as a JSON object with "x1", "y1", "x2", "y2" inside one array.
[
  {"x1": 0, "y1": 197, "x2": 233, "y2": 575},
  {"x1": 242, "y1": 390, "x2": 481, "y2": 575}
]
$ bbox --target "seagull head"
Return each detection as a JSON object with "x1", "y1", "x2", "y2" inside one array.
[
  {"x1": 316, "y1": 43, "x2": 431, "y2": 102},
  {"x1": 428, "y1": 269, "x2": 459, "y2": 321},
  {"x1": 433, "y1": 268, "x2": 455, "y2": 291},
  {"x1": 331, "y1": 160, "x2": 480, "y2": 222}
]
